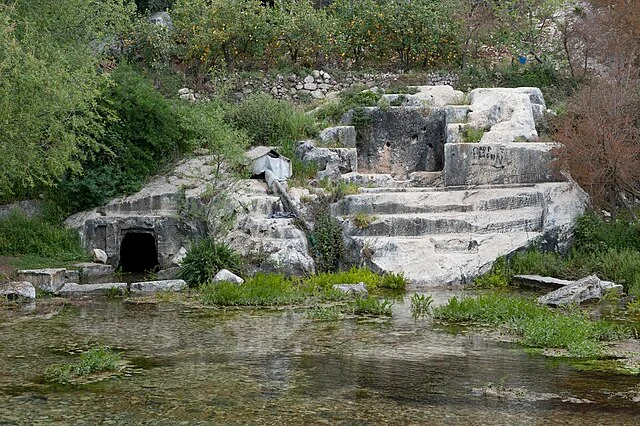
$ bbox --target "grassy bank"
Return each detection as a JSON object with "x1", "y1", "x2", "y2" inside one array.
[
  {"x1": 433, "y1": 293, "x2": 629, "y2": 358},
  {"x1": 197, "y1": 268, "x2": 404, "y2": 316}
]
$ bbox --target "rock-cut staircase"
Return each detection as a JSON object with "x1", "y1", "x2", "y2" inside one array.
[{"x1": 332, "y1": 182, "x2": 586, "y2": 287}]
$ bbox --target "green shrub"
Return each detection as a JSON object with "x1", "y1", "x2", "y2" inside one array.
[
  {"x1": 229, "y1": 94, "x2": 316, "y2": 148},
  {"x1": 0, "y1": 211, "x2": 85, "y2": 259},
  {"x1": 50, "y1": 63, "x2": 189, "y2": 216},
  {"x1": 179, "y1": 238, "x2": 244, "y2": 287},
  {"x1": 309, "y1": 210, "x2": 345, "y2": 273},
  {"x1": 573, "y1": 213, "x2": 640, "y2": 253}
]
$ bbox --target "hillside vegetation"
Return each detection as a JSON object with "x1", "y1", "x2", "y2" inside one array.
[{"x1": 0, "y1": 0, "x2": 638, "y2": 279}]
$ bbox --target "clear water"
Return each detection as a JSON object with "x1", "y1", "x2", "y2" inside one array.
[{"x1": 1, "y1": 290, "x2": 639, "y2": 425}]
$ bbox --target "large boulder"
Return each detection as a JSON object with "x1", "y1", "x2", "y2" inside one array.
[
  {"x1": 537, "y1": 275, "x2": 623, "y2": 307},
  {"x1": 466, "y1": 87, "x2": 546, "y2": 143}
]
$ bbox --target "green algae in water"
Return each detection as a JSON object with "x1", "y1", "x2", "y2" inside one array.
[{"x1": 573, "y1": 359, "x2": 640, "y2": 376}]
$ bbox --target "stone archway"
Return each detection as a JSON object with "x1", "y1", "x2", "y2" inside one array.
[{"x1": 119, "y1": 232, "x2": 160, "y2": 272}]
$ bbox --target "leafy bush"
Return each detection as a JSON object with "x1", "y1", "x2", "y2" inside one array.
[
  {"x1": 179, "y1": 238, "x2": 244, "y2": 287},
  {"x1": 50, "y1": 63, "x2": 189, "y2": 216},
  {"x1": 0, "y1": 211, "x2": 85, "y2": 259},
  {"x1": 229, "y1": 93, "x2": 316, "y2": 148},
  {"x1": 573, "y1": 213, "x2": 640, "y2": 253},
  {"x1": 309, "y1": 211, "x2": 344, "y2": 273}
]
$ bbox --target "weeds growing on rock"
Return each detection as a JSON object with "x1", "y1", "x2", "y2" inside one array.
[{"x1": 353, "y1": 212, "x2": 376, "y2": 229}]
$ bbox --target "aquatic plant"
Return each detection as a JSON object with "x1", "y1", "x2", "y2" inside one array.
[
  {"x1": 306, "y1": 306, "x2": 344, "y2": 321},
  {"x1": 350, "y1": 297, "x2": 393, "y2": 316},
  {"x1": 303, "y1": 267, "x2": 407, "y2": 292},
  {"x1": 44, "y1": 347, "x2": 122, "y2": 385},
  {"x1": 410, "y1": 293, "x2": 433, "y2": 319}
]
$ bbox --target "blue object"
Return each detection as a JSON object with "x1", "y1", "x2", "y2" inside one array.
[{"x1": 518, "y1": 55, "x2": 527, "y2": 65}]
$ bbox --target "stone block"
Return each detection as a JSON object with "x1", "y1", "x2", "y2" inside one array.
[
  {"x1": 319, "y1": 126, "x2": 357, "y2": 148},
  {"x1": 130, "y1": 279, "x2": 187, "y2": 294},
  {"x1": 16, "y1": 268, "x2": 66, "y2": 293},
  {"x1": 74, "y1": 263, "x2": 115, "y2": 278},
  {"x1": 0, "y1": 282, "x2": 36, "y2": 299},
  {"x1": 65, "y1": 270, "x2": 80, "y2": 283},
  {"x1": 91, "y1": 248, "x2": 108, "y2": 264},
  {"x1": 56, "y1": 282, "x2": 127, "y2": 297},
  {"x1": 443, "y1": 142, "x2": 563, "y2": 187}
]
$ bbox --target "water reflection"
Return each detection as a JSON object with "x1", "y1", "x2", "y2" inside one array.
[{"x1": 1, "y1": 291, "x2": 639, "y2": 425}]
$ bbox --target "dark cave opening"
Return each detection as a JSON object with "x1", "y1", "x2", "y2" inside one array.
[{"x1": 119, "y1": 232, "x2": 160, "y2": 273}]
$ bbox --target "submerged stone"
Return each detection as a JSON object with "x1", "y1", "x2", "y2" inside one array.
[
  {"x1": 130, "y1": 279, "x2": 187, "y2": 294},
  {"x1": 56, "y1": 282, "x2": 127, "y2": 297},
  {"x1": 332, "y1": 283, "x2": 368, "y2": 297}
]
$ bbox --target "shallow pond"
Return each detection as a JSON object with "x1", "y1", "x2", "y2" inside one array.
[{"x1": 1, "y1": 290, "x2": 639, "y2": 425}]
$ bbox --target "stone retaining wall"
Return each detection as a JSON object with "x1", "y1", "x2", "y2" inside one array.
[{"x1": 210, "y1": 70, "x2": 458, "y2": 102}]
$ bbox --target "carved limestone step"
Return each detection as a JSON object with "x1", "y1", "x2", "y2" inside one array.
[{"x1": 340, "y1": 207, "x2": 543, "y2": 237}]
